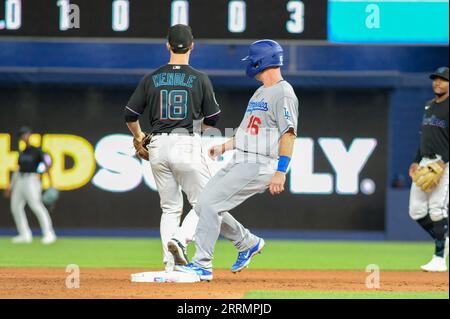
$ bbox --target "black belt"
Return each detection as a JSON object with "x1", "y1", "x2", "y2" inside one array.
[{"x1": 153, "y1": 132, "x2": 196, "y2": 136}]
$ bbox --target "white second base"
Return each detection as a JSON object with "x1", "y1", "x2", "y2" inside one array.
[{"x1": 130, "y1": 271, "x2": 200, "y2": 283}]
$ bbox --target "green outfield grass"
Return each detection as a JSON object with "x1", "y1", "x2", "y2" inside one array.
[
  {"x1": 0, "y1": 236, "x2": 447, "y2": 270},
  {"x1": 244, "y1": 291, "x2": 449, "y2": 299}
]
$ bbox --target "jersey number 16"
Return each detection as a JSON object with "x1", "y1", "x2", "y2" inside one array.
[
  {"x1": 160, "y1": 90, "x2": 188, "y2": 120},
  {"x1": 247, "y1": 115, "x2": 261, "y2": 136}
]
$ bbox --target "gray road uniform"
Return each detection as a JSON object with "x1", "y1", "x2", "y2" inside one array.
[
  {"x1": 10, "y1": 146, "x2": 55, "y2": 239},
  {"x1": 192, "y1": 80, "x2": 299, "y2": 270}
]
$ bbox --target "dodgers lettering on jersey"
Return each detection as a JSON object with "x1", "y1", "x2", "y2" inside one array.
[{"x1": 235, "y1": 80, "x2": 299, "y2": 159}]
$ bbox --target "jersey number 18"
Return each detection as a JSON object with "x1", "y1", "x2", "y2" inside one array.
[{"x1": 160, "y1": 90, "x2": 188, "y2": 120}]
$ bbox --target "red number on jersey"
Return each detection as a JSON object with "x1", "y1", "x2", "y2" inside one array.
[{"x1": 247, "y1": 115, "x2": 262, "y2": 136}]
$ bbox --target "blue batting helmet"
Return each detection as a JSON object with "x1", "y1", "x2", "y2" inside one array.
[{"x1": 242, "y1": 40, "x2": 284, "y2": 78}]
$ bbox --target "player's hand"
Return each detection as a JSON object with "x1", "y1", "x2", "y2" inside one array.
[
  {"x1": 269, "y1": 172, "x2": 286, "y2": 196},
  {"x1": 208, "y1": 144, "x2": 225, "y2": 160},
  {"x1": 409, "y1": 163, "x2": 419, "y2": 179},
  {"x1": 135, "y1": 132, "x2": 146, "y2": 143},
  {"x1": 3, "y1": 189, "x2": 11, "y2": 199}
]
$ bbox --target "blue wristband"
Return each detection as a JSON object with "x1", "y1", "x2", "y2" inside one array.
[{"x1": 277, "y1": 156, "x2": 291, "y2": 173}]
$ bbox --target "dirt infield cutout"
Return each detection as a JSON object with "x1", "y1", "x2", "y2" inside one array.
[{"x1": 0, "y1": 268, "x2": 448, "y2": 299}]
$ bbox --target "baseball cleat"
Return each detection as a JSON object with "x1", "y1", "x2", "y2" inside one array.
[
  {"x1": 231, "y1": 238, "x2": 265, "y2": 273},
  {"x1": 11, "y1": 235, "x2": 32, "y2": 244},
  {"x1": 165, "y1": 260, "x2": 175, "y2": 272},
  {"x1": 421, "y1": 255, "x2": 448, "y2": 272},
  {"x1": 42, "y1": 233, "x2": 57, "y2": 245},
  {"x1": 175, "y1": 263, "x2": 213, "y2": 281},
  {"x1": 168, "y1": 238, "x2": 189, "y2": 266}
]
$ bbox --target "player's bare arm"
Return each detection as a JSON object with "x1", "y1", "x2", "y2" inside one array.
[
  {"x1": 126, "y1": 121, "x2": 146, "y2": 142},
  {"x1": 269, "y1": 128, "x2": 296, "y2": 196},
  {"x1": 3, "y1": 186, "x2": 11, "y2": 199},
  {"x1": 208, "y1": 137, "x2": 235, "y2": 160},
  {"x1": 3, "y1": 171, "x2": 15, "y2": 199}
]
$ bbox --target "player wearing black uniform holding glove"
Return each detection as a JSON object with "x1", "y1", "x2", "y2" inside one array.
[
  {"x1": 5, "y1": 126, "x2": 57, "y2": 245},
  {"x1": 409, "y1": 67, "x2": 449, "y2": 272}
]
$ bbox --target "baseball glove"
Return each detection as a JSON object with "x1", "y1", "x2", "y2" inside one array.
[
  {"x1": 412, "y1": 161, "x2": 445, "y2": 193},
  {"x1": 133, "y1": 133, "x2": 152, "y2": 161},
  {"x1": 42, "y1": 187, "x2": 60, "y2": 206}
]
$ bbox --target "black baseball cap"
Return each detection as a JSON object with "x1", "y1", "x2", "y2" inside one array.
[
  {"x1": 168, "y1": 24, "x2": 194, "y2": 53},
  {"x1": 430, "y1": 66, "x2": 449, "y2": 81},
  {"x1": 17, "y1": 126, "x2": 32, "y2": 137}
]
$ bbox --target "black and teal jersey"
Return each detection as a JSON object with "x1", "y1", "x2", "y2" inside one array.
[
  {"x1": 18, "y1": 146, "x2": 45, "y2": 173},
  {"x1": 124, "y1": 64, "x2": 221, "y2": 133},
  {"x1": 414, "y1": 97, "x2": 449, "y2": 163}
]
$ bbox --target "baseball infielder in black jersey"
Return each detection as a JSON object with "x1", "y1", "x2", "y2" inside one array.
[
  {"x1": 5, "y1": 126, "x2": 57, "y2": 245},
  {"x1": 124, "y1": 25, "x2": 262, "y2": 272},
  {"x1": 409, "y1": 67, "x2": 449, "y2": 272}
]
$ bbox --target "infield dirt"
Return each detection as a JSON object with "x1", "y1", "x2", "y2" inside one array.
[{"x1": 0, "y1": 268, "x2": 448, "y2": 298}]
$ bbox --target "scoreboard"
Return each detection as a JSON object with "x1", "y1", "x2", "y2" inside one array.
[
  {"x1": 0, "y1": 0, "x2": 448, "y2": 43},
  {"x1": 0, "y1": 0, "x2": 328, "y2": 39}
]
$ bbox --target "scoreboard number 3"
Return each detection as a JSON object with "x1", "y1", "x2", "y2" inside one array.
[{"x1": 287, "y1": 1, "x2": 305, "y2": 34}]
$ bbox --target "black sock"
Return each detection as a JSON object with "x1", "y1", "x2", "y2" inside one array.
[
  {"x1": 416, "y1": 216, "x2": 449, "y2": 257},
  {"x1": 416, "y1": 215, "x2": 437, "y2": 240},
  {"x1": 435, "y1": 239, "x2": 446, "y2": 258},
  {"x1": 432, "y1": 218, "x2": 448, "y2": 258}
]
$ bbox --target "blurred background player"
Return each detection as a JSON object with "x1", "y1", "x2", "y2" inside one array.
[
  {"x1": 3, "y1": 126, "x2": 57, "y2": 244},
  {"x1": 125, "y1": 25, "x2": 262, "y2": 272},
  {"x1": 409, "y1": 67, "x2": 449, "y2": 272},
  {"x1": 176, "y1": 40, "x2": 299, "y2": 281}
]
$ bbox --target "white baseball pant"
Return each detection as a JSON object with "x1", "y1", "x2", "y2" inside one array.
[
  {"x1": 409, "y1": 157, "x2": 449, "y2": 222},
  {"x1": 10, "y1": 172, "x2": 55, "y2": 238},
  {"x1": 148, "y1": 134, "x2": 258, "y2": 270}
]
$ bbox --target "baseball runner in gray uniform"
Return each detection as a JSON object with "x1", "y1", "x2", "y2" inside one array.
[
  {"x1": 125, "y1": 25, "x2": 266, "y2": 272},
  {"x1": 176, "y1": 40, "x2": 299, "y2": 281}
]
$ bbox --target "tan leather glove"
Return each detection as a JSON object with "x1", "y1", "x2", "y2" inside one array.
[
  {"x1": 133, "y1": 133, "x2": 152, "y2": 161},
  {"x1": 412, "y1": 161, "x2": 445, "y2": 193}
]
